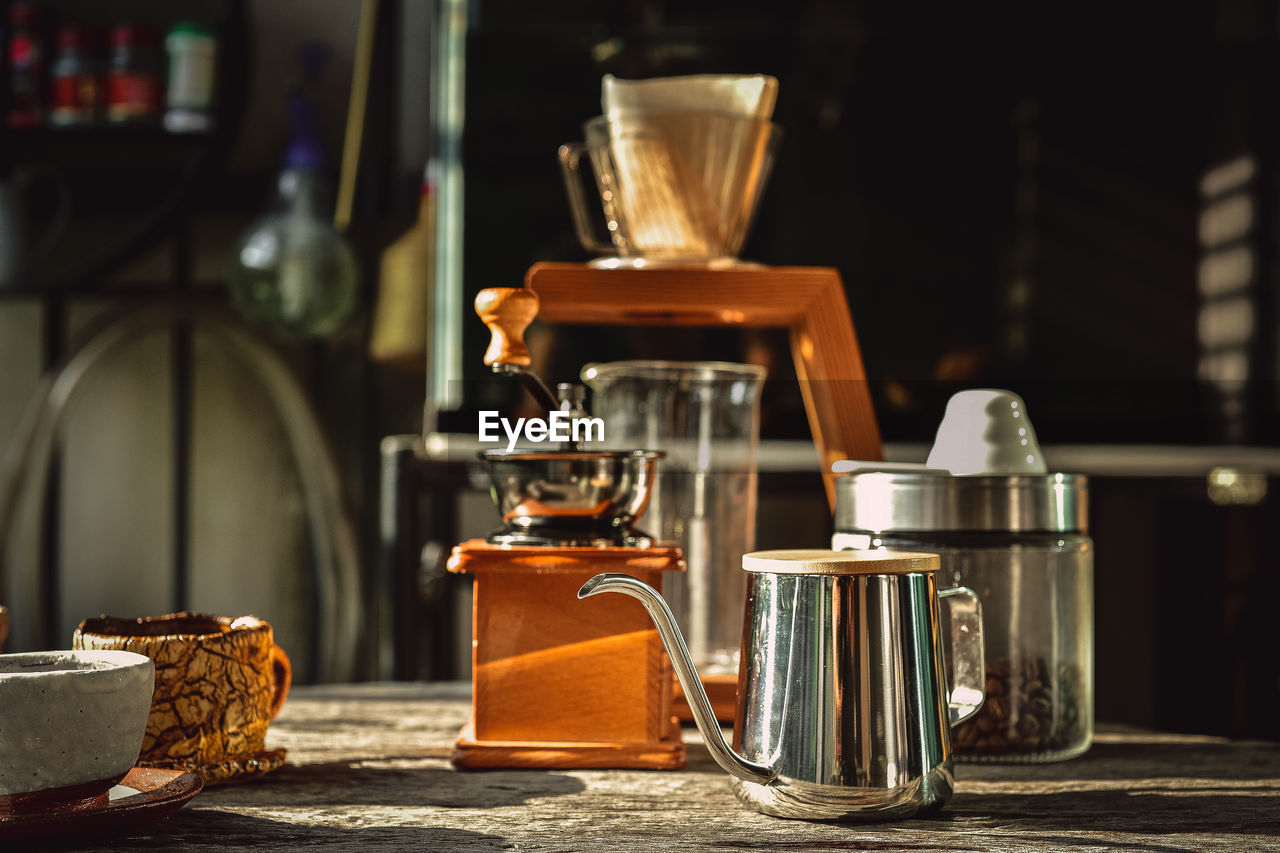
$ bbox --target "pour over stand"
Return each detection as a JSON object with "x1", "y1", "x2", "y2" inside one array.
[
  {"x1": 524, "y1": 261, "x2": 883, "y2": 722},
  {"x1": 525, "y1": 262, "x2": 883, "y2": 507}
]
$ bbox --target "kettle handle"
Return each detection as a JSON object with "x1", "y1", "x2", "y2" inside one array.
[{"x1": 938, "y1": 587, "x2": 985, "y2": 726}]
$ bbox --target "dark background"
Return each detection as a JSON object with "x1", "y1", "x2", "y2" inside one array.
[{"x1": 458, "y1": 0, "x2": 1277, "y2": 446}]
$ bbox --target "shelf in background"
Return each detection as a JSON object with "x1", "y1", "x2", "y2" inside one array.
[
  {"x1": 3, "y1": 126, "x2": 217, "y2": 172},
  {"x1": 0, "y1": 0, "x2": 248, "y2": 290},
  {"x1": 420, "y1": 433, "x2": 1280, "y2": 477},
  {"x1": 0, "y1": 281, "x2": 227, "y2": 301}
]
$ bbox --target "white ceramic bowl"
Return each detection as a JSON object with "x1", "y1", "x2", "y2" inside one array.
[{"x1": 0, "y1": 650, "x2": 154, "y2": 797}]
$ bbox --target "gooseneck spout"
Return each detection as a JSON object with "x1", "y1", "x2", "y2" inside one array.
[{"x1": 578, "y1": 573, "x2": 775, "y2": 786}]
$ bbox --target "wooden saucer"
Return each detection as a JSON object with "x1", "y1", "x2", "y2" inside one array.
[{"x1": 0, "y1": 767, "x2": 202, "y2": 846}]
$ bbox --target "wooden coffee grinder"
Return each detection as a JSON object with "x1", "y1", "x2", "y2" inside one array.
[{"x1": 448, "y1": 287, "x2": 686, "y2": 770}]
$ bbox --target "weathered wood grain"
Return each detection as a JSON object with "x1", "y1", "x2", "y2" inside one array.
[{"x1": 74, "y1": 682, "x2": 1280, "y2": 852}]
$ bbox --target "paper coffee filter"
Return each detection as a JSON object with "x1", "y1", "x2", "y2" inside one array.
[{"x1": 602, "y1": 74, "x2": 778, "y2": 119}]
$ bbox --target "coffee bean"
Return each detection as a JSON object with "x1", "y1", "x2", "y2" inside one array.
[{"x1": 954, "y1": 656, "x2": 1085, "y2": 759}]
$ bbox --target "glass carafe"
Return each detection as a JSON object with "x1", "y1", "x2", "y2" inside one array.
[{"x1": 582, "y1": 360, "x2": 765, "y2": 674}]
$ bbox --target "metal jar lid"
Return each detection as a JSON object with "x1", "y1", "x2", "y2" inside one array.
[{"x1": 834, "y1": 471, "x2": 1088, "y2": 534}]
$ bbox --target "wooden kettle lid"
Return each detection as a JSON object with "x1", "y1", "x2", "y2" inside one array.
[{"x1": 742, "y1": 549, "x2": 939, "y2": 575}]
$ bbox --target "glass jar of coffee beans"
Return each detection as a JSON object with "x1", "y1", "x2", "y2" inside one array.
[{"x1": 833, "y1": 471, "x2": 1093, "y2": 763}]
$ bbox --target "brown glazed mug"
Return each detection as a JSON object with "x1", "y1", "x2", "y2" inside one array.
[{"x1": 73, "y1": 613, "x2": 291, "y2": 784}]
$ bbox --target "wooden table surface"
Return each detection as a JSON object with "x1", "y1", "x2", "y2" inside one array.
[{"x1": 77, "y1": 682, "x2": 1280, "y2": 852}]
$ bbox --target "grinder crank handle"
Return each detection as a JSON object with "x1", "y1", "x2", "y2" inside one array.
[
  {"x1": 474, "y1": 287, "x2": 560, "y2": 412},
  {"x1": 476, "y1": 287, "x2": 537, "y2": 367},
  {"x1": 508, "y1": 369, "x2": 561, "y2": 414}
]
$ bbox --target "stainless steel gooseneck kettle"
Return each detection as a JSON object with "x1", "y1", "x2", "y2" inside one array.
[{"x1": 580, "y1": 549, "x2": 985, "y2": 821}]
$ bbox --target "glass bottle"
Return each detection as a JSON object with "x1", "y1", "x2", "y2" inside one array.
[
  {"x1": 7, "y1": 2, "x2": 49, "y2": 129},
  {"x1": 106, "y1": 24, "x2": 162, "y2": 124},
  {"x1": 163, "y1": 22, "x2": 217, "y2": 133},
  {"x1": 227, "y1": 69, "x2": 357, "y2": 338},
  {"x1": 50, "y1": 25, "x2": 103, "y2": 127},
  {"x1": 228, "y1": 164, "x2": 358, "y2": 338}
]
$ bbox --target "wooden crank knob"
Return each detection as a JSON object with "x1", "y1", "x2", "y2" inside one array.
[{"x1": 476, "y1": 287, "x2": 540, "y2": 367}]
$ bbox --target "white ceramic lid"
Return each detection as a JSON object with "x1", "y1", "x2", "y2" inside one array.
[{"x1": 926, "y1": 388, "x2": 1048, "y2": 475}]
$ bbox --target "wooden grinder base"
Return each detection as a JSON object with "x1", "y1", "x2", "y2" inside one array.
[
  {"x1": 452, "y1": 721, "x2": 685, "y2": 770},
  {"x1": 673, "y1": 672, "x2": 739, "y2": 724},
  {"x1": 447, "y1": 540, "x2": 686, "y2": 770}
]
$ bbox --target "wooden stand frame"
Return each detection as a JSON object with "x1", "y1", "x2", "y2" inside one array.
[
  {"x1": 447, "y1": 540, "x2": 686, "y2": 770},
  {"x1": 525, "y1": 263, "x2": 883, "y2": 507}
]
